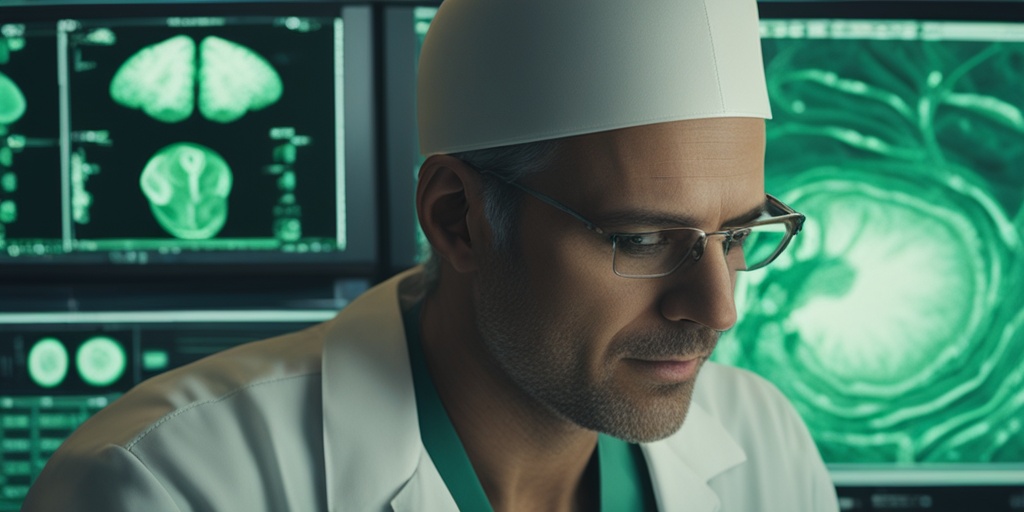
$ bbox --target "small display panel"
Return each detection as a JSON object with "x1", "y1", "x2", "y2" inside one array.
[
  {"x1": 0, "y1": 310, "x2": 337, "y2": 510},
  {"x1": 0, "y1": 8, "x2": 374, "y2": 271}
]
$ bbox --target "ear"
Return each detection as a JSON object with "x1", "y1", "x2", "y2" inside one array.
[{"x1": 416, "y1": 155, "x2": 484, "y2": 273}]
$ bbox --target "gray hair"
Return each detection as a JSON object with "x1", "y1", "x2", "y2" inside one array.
[{"x1": 420, "y1": 138, "x2": 562, "y2": 290}]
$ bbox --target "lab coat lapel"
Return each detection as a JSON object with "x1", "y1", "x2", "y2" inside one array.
[
  {"x1": 642, "y1": 401, "x2": 747, "y2": 512},
  {"x1": 321, "y1": 268, "x2": 450, "y2": 511},
  {"x1": 390, "y1": 451, "x2": 460, "y2": 512}
]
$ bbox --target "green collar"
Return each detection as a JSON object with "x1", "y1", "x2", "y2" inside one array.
[{"x1": 404, "y1": 302, "x2": 656, "y2": 511}]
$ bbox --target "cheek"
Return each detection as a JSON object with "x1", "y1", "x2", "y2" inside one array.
[{"x1": 517, "y1": 229, "x2": 652, "y2": 363}]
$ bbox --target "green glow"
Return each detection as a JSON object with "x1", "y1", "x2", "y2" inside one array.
[
  {"x1": 6, "y1": 38, "x2": 24, "y2": 52},
  {"x1": 0, "y1": 71, "x2": 26, "y2": 125},
  {"x1": 198, "y1": 36, "x2": 283, "y2": 123},
  {"x1": 0, "y1": 39, "x2": 8, "y2": 64},
  {"x1": 274, "y1": 143, "x2": 297, "y2": 164},
  {"x1": 27, "y1": 338, "x2": 69, "y2": 388},
  {"x1": 139, "y1": 142, "x2": 233, "y2": 239},
  {"x1": 110, "y1": 35, "x2": 282, "y2": 124},
  {"x1": 142, "y1": 350, "x2": 169, "y2": 371},
  {"x1": 714, "y1": 33, "x2": 1024, "y2": 465},
  {"x1": 109, "y1": 35, "x2": 197, "y2": 124},
  {"x1": 76, "y1": 336, "x2": 127, "y2": 387},
  {"x1": 70, "y1": 150, "x2": 95, "y2": 225},
  {"x1": 278, "y1": 171, "x2": 296, "y2": 192},
  {"x1": 414, "y1": 7, "x2": 437, "y2": 37},
  {"x1": 274, "y1": 217, "x2": 301, "y2": 242},
  {"x1": 1, "y1": 173, "x2": 14, "y2": 193},
  {"x1": 85, "y1": 28, "x2": 117, "y2": 46},
  {"x1": 80, "y1": 237, "x2": 292, "y2": 251},
  {"x1": 0, "y1": 200, "x2": 15, "y2": 223}
]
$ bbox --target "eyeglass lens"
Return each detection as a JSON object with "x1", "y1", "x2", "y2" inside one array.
[{"x1": 611, "y1": 222, "x2": 792, "y2": 277}]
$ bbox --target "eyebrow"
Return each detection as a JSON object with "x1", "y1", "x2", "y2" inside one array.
[{"x1": 591, "y1": 200, "x2": 768, "y2": 232}]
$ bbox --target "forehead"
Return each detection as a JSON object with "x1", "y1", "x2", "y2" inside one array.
[{"x1": 534, "y1": 118, "x2": 766, "y2": 228}]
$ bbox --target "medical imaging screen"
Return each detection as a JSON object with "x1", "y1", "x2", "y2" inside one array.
[
  {"x1": 710, "y1": 18, "x2": 1024, "y2": 478},
  {"x1": 0, "y1": 313, "x2": 335, "y2": 509},
  {"x1": 0, "y1": 14, "x2": 352, "y2": 266},
  {"x1": 0, "y1": 23, "x2": 62, "y2": 256}
]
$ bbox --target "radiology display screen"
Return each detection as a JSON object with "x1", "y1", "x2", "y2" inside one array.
[
  {"x1": 0, "y1": 310, "x2": 339, "y2": 509},
  {"x1": 709, "y1": 14, "x2": 1024, "y2": 490},
  {"x1": 0, "y1": 8, "x2": 376, "y2": 271}
]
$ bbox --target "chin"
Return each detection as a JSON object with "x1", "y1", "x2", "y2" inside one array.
[{"x1": 572, "y1": 381, "x2": 696, "y2": 444}]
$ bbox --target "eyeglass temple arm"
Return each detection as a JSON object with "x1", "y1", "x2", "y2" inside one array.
[{"x1": 478, "y1": 170, "x2": 607, "y2": 235}]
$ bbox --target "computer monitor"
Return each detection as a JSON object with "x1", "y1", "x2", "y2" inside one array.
[
  {"x1": 383, "y1": 4, "x2": 437, "y2": 272},
  {"x1": 718, "y1": 2, "x2": 1024, "y2": 509},
  {"x1": 388, "y1": 3, "x2": 1024, "y2": 510},
  {"x1": 0, "y1": 307, "x2": 353, "y2": 510},
  {"x1": 0, "y1": 1, "x2": 377, "y2": 278}
]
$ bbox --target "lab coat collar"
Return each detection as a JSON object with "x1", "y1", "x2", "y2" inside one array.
[
  {"x1": 321, "y1": 267, "x2": 435, "y2": 511},
  {"x1": 321, "y1": 267, "x2": 746, "y2": 511},
  {"x1": 642, "y1": 401, "x2": 748, "y2": 511}
]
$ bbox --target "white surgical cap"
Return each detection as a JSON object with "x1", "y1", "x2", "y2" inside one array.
[{"x1": 417, "y1": 0, "x2": 771, "y2": 155}]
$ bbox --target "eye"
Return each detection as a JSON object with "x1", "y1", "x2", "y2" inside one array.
[
  {"x1": 730, "y1": 228, "x2": 753, "y2": 245},
  {"x1": 614, "y1": 232, "x2": 670, "y2": 257}
]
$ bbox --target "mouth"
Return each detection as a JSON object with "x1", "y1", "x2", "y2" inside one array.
[{"x1": 625, "y1": 355, "x2": 707, "y2": 383}]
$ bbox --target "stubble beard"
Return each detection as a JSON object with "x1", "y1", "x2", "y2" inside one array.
[{"x1": 472, "y1": 256, "x2": 720, "y2": 443}]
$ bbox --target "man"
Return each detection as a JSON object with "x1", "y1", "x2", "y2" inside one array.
[{"x1": 24, "y1": 0, "x2": 840, "y2": 510}]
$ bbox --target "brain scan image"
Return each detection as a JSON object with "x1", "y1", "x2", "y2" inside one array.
[
  {"x1": 139, "y1": 142, "x2": 233, "y2": 239},
  {"x1": 108, "y1": 35, "x2": 196, "y2": 124},
  {"x1": 713, "y1": 35, "x2": 1024, "y2": 466},
  {"x1": 109, "y1": 35, "x2": 283, "y2": 124}
]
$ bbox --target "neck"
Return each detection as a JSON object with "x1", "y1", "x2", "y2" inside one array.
[{"x1": 419, "y1": 280, "x2": 598, "y2": 512}]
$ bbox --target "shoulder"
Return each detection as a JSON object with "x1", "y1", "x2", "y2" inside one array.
[
  {"x1": 83, "y1": 321, "x2": 329, "y2": 449},
  {"x1": 23, "y1": 322, "x2": 333, "y2": 511}
]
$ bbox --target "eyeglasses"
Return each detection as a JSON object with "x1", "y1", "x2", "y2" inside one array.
[{"x1": 470, "y1": 165, "x2": 805, "y2": 279}]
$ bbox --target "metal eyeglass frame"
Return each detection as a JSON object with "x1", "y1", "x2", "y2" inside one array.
[{"x1": 468, "y1": 164, "x2": 806, "y2": 278}]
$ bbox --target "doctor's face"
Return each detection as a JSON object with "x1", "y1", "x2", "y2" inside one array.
[{"x1": 472, "y1": 118, "x2": 766, "y2": 443}]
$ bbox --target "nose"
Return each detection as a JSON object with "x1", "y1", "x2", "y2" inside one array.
[{"x1": 658, "y1": 239, "x2": 739, "y2": 332}]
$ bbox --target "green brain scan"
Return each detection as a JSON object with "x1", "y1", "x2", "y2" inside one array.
[
  {"x1": 27, "y1": 338, "x2": 70, "y2": 388},
  {"x1": 109, "y1": 35, "x2": 196, "y2": 123},
  {"x1": 76, "y1": 336, "x2": 127, "y2": 387},
  {"x1": 140, "y1": 142, "x2": 233, "y2": 239},
  {"x1": 713, "y1": 24, "x2": 1024, "y2": 466},
  {"x1": 0, "y1": 70, "x2": 27, "y2": 125},
  {"x1": 198, "y1": 36, "x2": 283, "y2": 123},
  {"x1": 109, "y1": 35, "x2": 282, "y2": 124}
]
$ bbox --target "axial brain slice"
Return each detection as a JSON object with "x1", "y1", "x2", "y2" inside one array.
[
  {"x1": 0, "y1": 71, "x2": 27, "y2": 125},
  {"x1": 110, "y1": 35, "x2": 196, "y2": 124},
  {"x1": 140, "y1": 142, "x2": 233, "y2": 239},
  {"x1": 198, "y1": 36, "x2": 283, "y2": 124}
]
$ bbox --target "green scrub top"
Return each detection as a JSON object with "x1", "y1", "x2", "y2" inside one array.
[{"x1": 404, "y1": 302, "x2": 658, "y2": 511}]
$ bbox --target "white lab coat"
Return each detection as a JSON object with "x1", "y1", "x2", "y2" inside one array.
[{"x1": 23, "y1": 267, "x2": 839, "y2": 511}]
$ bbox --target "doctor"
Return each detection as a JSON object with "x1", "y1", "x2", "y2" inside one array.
[{"x1": 24, "y1": 0, "x2": 840, "y2": 510}]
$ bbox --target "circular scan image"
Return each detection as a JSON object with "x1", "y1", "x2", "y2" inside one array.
[
  {"x1": 139, "y1": 142, "x2": 233, "y2": 240},
  {"x1": 76, "y1": 336, "x2": 127, "y2": 387},
  {"x1": 27, "y1": 337, "x2": 70, "y2": 389},
  {"x1": 715, "y1": 163, "x2": 1024, "y2": 464}
]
